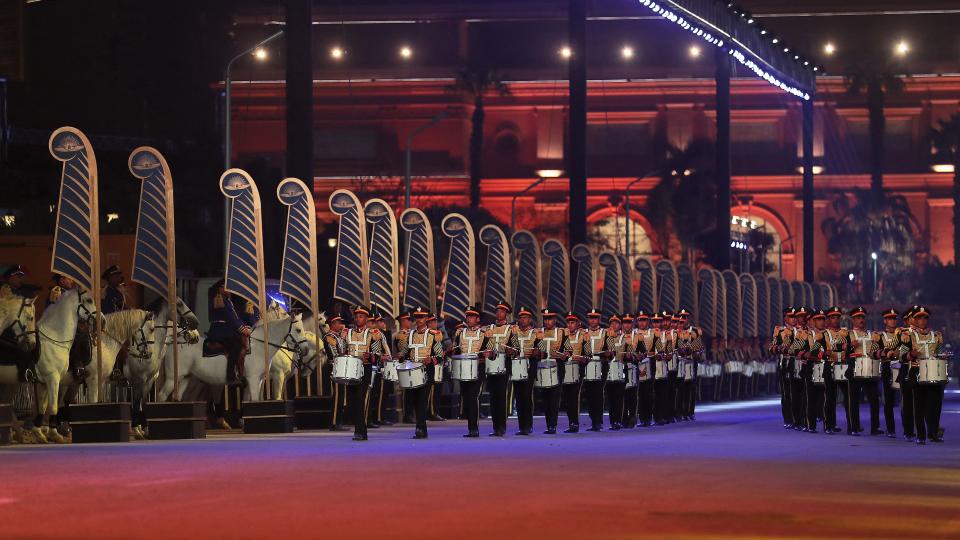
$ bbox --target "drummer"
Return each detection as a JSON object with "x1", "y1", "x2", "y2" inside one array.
[
  {"x1": 620, "y1": 313, "x2": 640, "y2": 429},
  {"x1": 803, "y1": 309, "x2": 827, "y2": 433},
  {"x1": 583, "y1": 309, "x2": 608, "y2": 432},
  {"x1": 634, "y1": 310, "x2": 659, "y2": 427},
  {"x1": 676, "y1": 309, "x2": 702, "y2": 422},
  {"x1": 507, "y1": 306, "x2": 539, "y2": 436},
  {"x1": 450, "y1": 305, "x2": 488, "y2": 438},
  {"x1": 374, "y1": 311, "x2": 395, "y2": 427},
  {"x1": 536, "y1": 307, "x2": 567, "y2": 434},
  {"x1": 653, "y1": 311, "x2": 675, "y2": 425},
  {"x1": 788, "y1": 307, "x2": 810, "y2": 432},
  {"x1": 425, "y1": 313, "x2": 446, "y2": 422},
  {"x1": 822, "y1": 306, "x2": 849, "y2": 434},
  {"x1": 323, "y1": 314, "x2": 348, "y2": 432},
  {"x1": 342, "y1": 306, "x2": 384, "y2": 441},
  {"x1": 561, "y1": 312, "x2": 587, "y2": 433},
  {"x1": 898, "y1": 306, "x2": 945, "y2": 444},
  {"x1": 396, "y1": 307, "x2": 444, "y2": 439},
  {"x1": 603, "y1": 314, "x2": 628, "y2": 430},
  {"x1": 394, "y1": 311, "x2": 416, "y2": 424},
  {"x1": 365, "y1": 309, "x2": 387, "y2": 430},
  {"x1": 847, "y1": 307, "x2": 881, "y2": 436},
  {"x1": 874, "y1": 309, "x2": 902, "y2": 438},
  {"x1": 897, "y1": 307, "x2": 917, "y2": 440},
  {"x1": 482, "y1": 301, "x2": 514, "y2": 437}
]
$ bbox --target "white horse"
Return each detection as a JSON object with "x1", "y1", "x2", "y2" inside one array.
[
  {"x1": 157, "y1": 310, "x2": 307, "y2": 403},
  {"x1": 33, "y1": 288, "x2": 99, "y2": 443},
  {"x1": 0, "y1": 293, "x2": 39, "y2": 443},
  {"x1": 268, "y1": 313, "x2": 330, "y2": 400},
  {"x1": 124, "y1": 297, "x2": 200, "y2": 437}
]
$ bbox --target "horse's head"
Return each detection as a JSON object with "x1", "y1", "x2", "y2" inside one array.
[
  {"x1": 284, "y1": 312, "x2": 309, "y2": 357},
  {"x1": 12, "y1": 296, "x2": 38, "y2": 351},
  {"x1": 316, "y1": 311, "x2": 330, "y2": 334},
  {"x1": 175, "y1": 297, "x2": 200, "y2": 330},
  {"x1": 76, "y1": 288, "x2": 101, "y2": 328},
  {"x1": 131, "y1": 311, "x2": 157, "y2": 359}
]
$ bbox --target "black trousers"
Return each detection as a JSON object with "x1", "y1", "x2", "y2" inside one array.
[
  {"x1": 562, "y1": 362, "x2": 583, "y2": 428},
  {"x1": 668, "y1": 371, "x2": 680, "y2": 419},
  {"x1": 347, "y1": 365, "x2": 373, "y2": 437},
  {"x1": 409, "y1": 367, "x2": 435, "y2": 433},
  {"x1": 777, "y1": 359, "x2": 793, "y2": 425},
  {"x1": 606, "y1": 381, "x2": 625, "y2": 426},
  {"x1": 538, "y1": 384, "x2": 561, "y2": 430},
  {"x1": 900, "y1": 371, "x2": 916, "y2": 437},
  {"x1": 679, "y1": 379, "x2": 696, "y2": 418},
  {"x1": 460, "y1": 376, "x2": 484, "y2": 433},
  {"x1": 880, "y1": 363, "x2": 898, "y2": 434},
  {"x1": 511, "y1": 361, "x2": 536, "y2": 432},
  {"x1": 654, "y1": 377, "x2": 671, "y2": 423},
  {"x1": 367, "y1": 373, "x2": 383, "y2": 425},
  {"x1": 623, "y1": 384, "x2": 639, "y2": 427},
  {"x1": 403, "y1": 388, "x2": 416, "y2": 422},
  {"x1": 638, "y1": 380, "x2": 655, "y2": 425},
  {"x1": 823, "y1": 370, "x2": 838, "y2": 430},
  {"x1": 907, "y1": 367, "x2": 944, "y2": 441},
  {"x1": 486, "y1": 373, "x2": 509, "y2": 434},
  {"x1": 849, "y1": 377, "x2": 880, "y2": 433},
  {"x1": 790, "y1": 373, "x2": 806, "y2": 427},
  {"x1": 330, "y1": 382, "x2": 347, "y2": 427},
  {"x1": 428, "y1": 379, "x2": 443, "y2": 418},
  {"x1": 805, "y1": 375, "x2": 824, "y2": 430}
]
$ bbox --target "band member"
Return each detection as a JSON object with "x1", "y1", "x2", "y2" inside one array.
[
  {"x1": 621, "y1": 313, "x2": 639, "y2": 428},
  {"x1": 634, "y1": 310, "x2": 658, "y2": 427},
  {"x1": 788, "y1": 307, "x2": 809, "y2": 431},
  {"x1": 482, "y1": 301, "x2": 513, "y2": 436},
  {"x1": 371, "y1": 311, "x2": 395, "y2": 427},
  {"x1": 604, "y1": 314, "x2": 627, "y2": 430},
  {"x1": 536, "y1": 308, "x2": 567, "y2": 434},
  {"x1": 394, "y1": 312, "x2": 416, "y2": 424},
  {"x1": 507, "y1": 306, "x2": 539, "y2": 435},
  {"x1": 897, "y1": 307, "x2": 917, "y2": 440},
  {"x1": 803, "y1": 309, "x2": 827, "y2": 433},
  {"x1": 875, "y1": 309, "x2": 902, "y2": 438},
  {"x1": 323, "y1": 315, "x2": 348, "y2": 431},
  {"x1": 676, "y1": 309, "x2": 702, "y2": 421},
  {"x1": 562, "y1": 312, "x2": 586, "y2": 433},
  {"x1": 394, "y1": 307, "x2": 441, "y2": 439},
  {"x1": 451, "y1": 305, "x2": 487, "y2": 437},
  {"x1": 365, "y1": 309, "x2": 386, "y2": 429},
  {"x1": 101, "y1": 265, "x2": 127, "y2": 314},
  {"x1": 770, "y1": 307, "x2": 796, "y2": 428},
  {"x1": 426, "y1": 312, "x2": 446, "y2": 421},
  {"x1": 342, "y1": 306, "x2": 383, "y2": 441},
  {"x1": 583, "y1": 309, "x2": 608, "y2": 431},
  {"x1": 653, "y1": 311, "x2": 676, "y2": 425},
  {"x1": 899, "y1": 306, "x2": 945, "y2": 444},
  {"x1": 822, "y1": 306, "x2": 849, "y2": 434},
  {"x1": 847, "y1": 306, "x2": 881, "y2": 436}
]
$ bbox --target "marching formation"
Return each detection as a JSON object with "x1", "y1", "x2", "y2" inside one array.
[{"x1": 772, "y1": 305, "x2": 949, "y2": 444}]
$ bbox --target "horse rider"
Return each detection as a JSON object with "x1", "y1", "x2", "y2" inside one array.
[
  {"x1": 206, "y1": 280, "x2": 253, "y2": 386},
  {"x1": 101, "y1": 265, "x2": 126, "y2": 314},
  {"x1": 1, "y1": 264, "x2": 27, "y2": 297}
]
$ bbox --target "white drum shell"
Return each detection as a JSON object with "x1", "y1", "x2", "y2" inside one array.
[
  {"x1": 918, "y1": 358, "x2": 948, "y2": 384},
  {"x1": 833, "y1": 363, "x2": 848, "y2": 382},
  {"x1": 397, "y1": 362, "x2": 427, "y2": 389},
  {"x1": 584, "y1": 358, "x2": 604, "y2": 381},
  {"x1": 450, "y1": 354, "x2": 479, "y2": 381},
  {"x1": 382, "y1": 360, "x2": 399, "y2": 382},
  {"x1": 607, "y1": 360, "x2": 625, "y2": 382},
  {"x1": 332, "y1": 355, "x2": 364, "y2": 385},
  {"x1": 810, "y1": 362, "x2": 825, "y2": 385},
  {"x1": 890, "y1": 362, "x2": 901, "y2": 390},
  {"x1": 510, "y1": 358, "x2": 530, "y2": 381},
  {"x1": 486, "y1": 352, "x2": 507, "y2": 375},
  {"x1": 637, "y1": 359, "x2": 652, "y2": 382},
  {"x1": 854, "y1": 356, "x2": 878, "y2": 379},
  {"x1": 562, "y1": 360, "x2": 581, "y2": 384},
  {"x1": 535, "y1": 360, "x2": 559, "y2": 388}
]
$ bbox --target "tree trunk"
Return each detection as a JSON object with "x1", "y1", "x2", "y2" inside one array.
[
  {"x1": 954, "y1": 155, "x2": 960, "y2": 265},
  {"x1": 868, "y1": 82, "x2": 886, "y2": 194},
  {"x1": 469, "y1": 95, "x2": 484, "y2": 210}
]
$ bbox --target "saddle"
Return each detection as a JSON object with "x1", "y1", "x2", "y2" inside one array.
[{"x1": 202, "y1": 338, "x2": 226, "y2": 358}]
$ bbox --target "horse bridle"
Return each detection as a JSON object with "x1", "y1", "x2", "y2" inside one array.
[
  {"x1": 76, "y1": 289, "x2": 98, "y2": 328},
  {"x1": 10, "y1": 297, "x2": 38, "y2": 346},
  {"x1": 129, "y1": 317, "x2": 156, "y2": 360},
  {"x1": 250, "y1": 317, "x2": 309, "y2": 358}
]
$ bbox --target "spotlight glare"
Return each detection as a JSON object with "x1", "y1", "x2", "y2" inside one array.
[
  {"x1": 399, "y1": 45, "x2": 413, "y2": 59},
  {"x1": 330, "y1": 46, "x2": 344, "y2": 60},
  {"x1": 688, "y1": 45, "x2": 701, "y2": 58},
  {"x1": 621, "y1": 45, "x2": 634, "y2": 59},
  {"x1": 560, "y1": 46, "x2": 572, "y2": 59},
  {"x1": 895, "y1": 40, "x2": 909, "y2": 56},
  {"x1": 824, "y1": 42, "x2": 836, "y2": 56},
  {"x1": 253, "y1": 47, "x2": 268, "y2": 60}
]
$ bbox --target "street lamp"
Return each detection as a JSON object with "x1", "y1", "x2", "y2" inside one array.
[
  {"x1": 871, "y1": 251, "x2": 879, "y2": 301},
  {"x1": 404, "y1": 110, "x2": 450, "y2": 209},
  {"x1": 512, "y1": 173, "x2": 562, "y2": 230},
  {"x1": 223, "y1": 29, "x2": 284, "y2": 255},
  {"x1": 622, "y1": 170, "x2": 658, "y2": 260}
]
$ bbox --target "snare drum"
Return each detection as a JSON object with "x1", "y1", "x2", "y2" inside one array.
[
  {"x1": 668, "y1": 353, "x2": 678, "y2": 372},
  {"x1": 510, "y1": 358, "x2": 530, "y2": 381},
  {"x1": 833, "y1": 362, "x2": 848, "y2": 382},
  {"x1": 397, "y1": 361, "x2": 427, "y2": 389},
  {"x1": 585, "y1": 357, "x2": 604, "y2": 381},
  {"x1": 918, "y1": 358, "x2": 948, "y2": 384},
  {"x1": 682, "y1": 360, "x2": 695, "y2": 381},
  {"x1": 381, "y1": 360, "x2": 399, "y2": 382},
  {"x1": 637, "y1": 358, "x2": 652, "y2": 382},
  {"x1": 535, "y1": 360, "x2": 559, "y2": 388},
  {"x1": 606, "y1": 360, "x2": 625, "y2": 383},
  {"x1": 655, "y1": 358, "x2": 669, "y2": 380},
  {"x1": 853, "y1": 356, "x2": 878, "y2": 379},
  {"x1": 810, "y1": 362, "x2": 825, "y2": 385},
  {"x1": 562, "y1": 359, "x2": 581, "y2": 384},
  {"x1": 625, "y1": 364, "x2": 639, "y2": 388},
  {"x1": 486, "y1": 352, "x2": 507, "y2": 375},
  {"x1": 450, "y1": 354, "x2": 479, "y2": 381},
  {"x1": 332, "y1": 355, "x2": 364, "y2": 385}
]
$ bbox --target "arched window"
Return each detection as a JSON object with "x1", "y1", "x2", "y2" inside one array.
[
  {"x1": 587, "y1": 209, "x2": 654, "y2": 256},
  {"x1": 730, "y1": 210, "x2": 785, "y2": 275}
]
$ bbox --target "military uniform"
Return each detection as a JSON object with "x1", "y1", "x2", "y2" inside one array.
[
  {"x1": 847, "y1": 307, "x2": 880, "y2": 435},
  {"x1": 898, "y1": 306, "x2": 945, "y2": 444},
  {"x1": 875, "y1": 309, "x2": 903, "y2": 437},
  {"x1": 633, "y1": 311, "x2": 659, "y2": 427},
  {"x1": 604, "y1": 315, "x2": 627, "y2": 430},
  {"x1": 451, "y1": 306, "x2": 488, "y2": 437},
  {"x1": 583, "y1": 309, "x2": 608, "y2": 431},
  {"x1": 322, "y1": 316, "x2": 348, "y2": 430},
  {"x1": 207, "y1": 283, "x2": 254, "y2": 384},
  {"x1": 425, "y1": 313, "x2": 447, "y2": 421},
  {"x1": 508, "y1": 306, "x2": 539, "y2": 435},
  {"x1": 620, "y1": 314, "x2": 639, "y2": 429},
  {"x1": 770, "y1": 308, "x2": 796, "y2": 428},
  {"x1": 536, "y1": 308, "x2": 567, "y2": 434},
  {"x1": 397, "y1": 308, "x2": 443, "y2": 439},
  {"x1": 342, "y1": 306, "x2": 384, "y2": 441},
  {"x1": 676, "y1": 311, "x2": 703, "y2": 421},
  {"x1": 101, "y1": 265, "x2": 126, "y2": 314},
  {"x1": 482, "y1": 302, "x2": 514, "y2": 436},
  {"x1": 654, "y1": 311, "x2": 676, "y2": 425},
  {"x1": 802, "y1": 310, "x2": 827, "y2": 433},
  {"x1": 561, "y1": 312, "x2": 587, "y2": 433}
]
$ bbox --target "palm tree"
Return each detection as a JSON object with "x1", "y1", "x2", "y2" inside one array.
[
  {"x1": 450, "y1": 68, "x2": 511, "y2": 210},
  {"x1": 930, "y1": 112, "x2": 960, "y2": 264},
  {"x1": 821, "y1": 188, "x2": 919, "y2": 302},
  {"x1": 844, "y1": 57, "x2": 906, "y2": 193},
  {"x1": 644, "y1": 138, "x2": 716, "y2": 263}
]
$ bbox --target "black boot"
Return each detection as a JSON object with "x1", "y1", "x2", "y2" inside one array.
[{"x1": 564, "y1": 424, "x2": 579, "y2": 433}]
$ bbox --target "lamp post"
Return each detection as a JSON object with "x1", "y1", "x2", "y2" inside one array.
[
  {"x1": 871, "y1": 251, "x2": 878, "y2": 302},
  {"x1": 622, "y1": 170, "x2": 657, "y2": 260},
  {"x1": 778, "y1": 235, "x2": 794, "y2": 279},
  {"x1": 404, "y1": 110, "x2": 450, "y2": 209},
  {"x1": 512, "y1": 173, "x2": 561, "y2": 230},
  {"x1": 223, "y1": 29, "x2": 284, "y2": 255}
]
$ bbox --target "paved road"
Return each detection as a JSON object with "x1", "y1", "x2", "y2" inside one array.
[{"x1": 2, "y1": 393, "x2": 958, "y2": 539}]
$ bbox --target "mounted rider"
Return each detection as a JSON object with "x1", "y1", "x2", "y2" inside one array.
[{"x1": 206, "y1": 279, "x2": 259, "y2": 386}]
